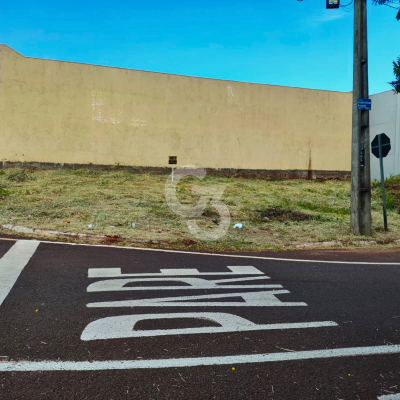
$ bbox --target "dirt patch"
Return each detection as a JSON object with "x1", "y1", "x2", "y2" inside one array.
[
  {"x1": 260, "y1": 206, "x2": 314, "y2": 222},
  {"x1": 202, "y1": 209, "x2": 220, "y2": 218},
  {"x1": 102, "y1": 235, "x2": 122, "y2": 244},
  {"x1": 181, "y1": 238, "x2": 198, "y2": 246}
]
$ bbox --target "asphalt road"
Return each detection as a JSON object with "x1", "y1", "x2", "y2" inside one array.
[{"x1": 1, "y1": 238, "x2": 400, "y2": 399}]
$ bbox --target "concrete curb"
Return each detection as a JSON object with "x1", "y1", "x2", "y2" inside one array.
[
  {"x1": 1, "y1": 224, "x2": 106, "y2": 241},
  {"x1": 2, "y1": 224, "x2": 400, "y2": 250},
  {"x1": 294, "y1": 239, "x2": 400, "y2": 249}
]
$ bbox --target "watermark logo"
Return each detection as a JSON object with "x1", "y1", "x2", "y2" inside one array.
[{"x1": 165, "y1": 165, "x2": 231, "y2": 241}]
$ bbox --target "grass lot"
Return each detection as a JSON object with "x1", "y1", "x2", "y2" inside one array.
[{"x1": 1, "y1": 167, "x2": 400, "y2": 251}]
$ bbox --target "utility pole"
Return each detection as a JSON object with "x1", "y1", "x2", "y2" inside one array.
[{"x1": 351, "y1": 0, "x2": 372, "y2": 235}]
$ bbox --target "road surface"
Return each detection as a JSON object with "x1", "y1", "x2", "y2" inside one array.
[{"x1": 0, "y1": 238, "x2": 400, "y2": 399}]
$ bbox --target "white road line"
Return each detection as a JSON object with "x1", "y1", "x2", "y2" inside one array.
[
  {"x1": 87, "y1": 290, "x2": 307, "y2": 308},
  {"x1": 81, "y1": 315, "x2": 338, "y2": 340},
  {"x1": 37, "y1": 239, "x2": 400, "y2": 265},
  {"x1": 87, "y1": 280, "x2": 282, "y2": 292},
  {"x1": 88, "y1": 266, "x2": 265, "y2": 278},
  {"x1": 0, "y1": 240, "x2": 40, "y2": 307},
  {"x1": 378, "y1": 395, "x2": 400, "y2": 399},
  {"x1": 1, "y1": 345, "x2": 400, "y2": 372}
]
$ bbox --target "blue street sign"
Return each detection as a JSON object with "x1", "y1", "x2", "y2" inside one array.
[{"x1": 357, "y1": 98, "x2": 371, "y2": 110}]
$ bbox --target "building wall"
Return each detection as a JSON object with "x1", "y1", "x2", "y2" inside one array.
[
  {"x1": 0, "y1": 45, "x2": 353, "y2": 172},
  {"x1": 370, "y1": 91, "x2": 400, "y2": 180}
]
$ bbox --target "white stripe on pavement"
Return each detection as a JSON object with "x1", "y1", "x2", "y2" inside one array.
[
  {"x1": 0, "y1": 240, "x2": 40, "y2": 307},
  {"x1": 81, "y1": 316, "x2": 338, "y2": 340},
  {"x1": 378, "y1": 395, "x2": 400, "y2": 399},
  {"x1": 1, "y1": 345, "x2": 400, "y2": 372},
  {"x1": 38, "y1": 240, "x2": 400, "y2": 265}
]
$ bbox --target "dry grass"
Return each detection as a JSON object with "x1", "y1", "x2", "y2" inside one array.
[{"x1": 1, "y1": 168, "x2": 400, "y2": 251}]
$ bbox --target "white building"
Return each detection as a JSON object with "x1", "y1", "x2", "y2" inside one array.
[{"x1": 370, "y1": 90, "x2": 400, "y2": 181}]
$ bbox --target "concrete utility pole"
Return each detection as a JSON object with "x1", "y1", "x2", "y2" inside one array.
[{"x1": 351, "y1": 0, "x2": 372, "y2": 235}]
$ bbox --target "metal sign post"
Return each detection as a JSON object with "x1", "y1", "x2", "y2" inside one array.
[
  {"x1": 371, "y1": 133, "x2": 391, "y2": 232},
  {"x1": 378, "y1": 135, "x2": 388, "y2": 231},
  {"x1": 168, "y1": 156, "x2": 177, "y2": 182}
]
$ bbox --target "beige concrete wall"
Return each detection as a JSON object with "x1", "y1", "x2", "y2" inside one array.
[{"x1": 0, "y1": 44, "x2": 352, "y2": 171}]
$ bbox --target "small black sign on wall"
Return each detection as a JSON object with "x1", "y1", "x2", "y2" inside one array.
[
  {"x1": 326, "y1": 0, "x2": 340, "y2": 9},
  {"x1": 169, "y1": 156, "x2": 177, "y2": 165}
]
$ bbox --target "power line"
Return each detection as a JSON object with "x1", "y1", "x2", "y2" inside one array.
[
  {"x1": 340, "y1": 0, "x2": 354, "y2": 7},
  {"x1": 341, "y1": 0, "x2": 355, "y2": 12},
  {"x1": 373, "y1": 0, "x2": 400, "y2": 4},
  {"x1": 373, "y1": 0, "x2": 400, "y2": 7},
  {"x1": 383, "y1": 3, "x2": 400, "y2": 9}
]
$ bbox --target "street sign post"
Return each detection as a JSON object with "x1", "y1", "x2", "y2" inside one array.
[{"x1": 371, "y1": 133, "x2": 391, "y2": 231}]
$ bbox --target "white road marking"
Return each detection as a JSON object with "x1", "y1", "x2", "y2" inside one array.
[
  {"x1": 81, "y1": 312, "x2": 338, "y2": 340},
  {"x1": 87, "y1": 277, "x2": 280, "y2": 292},
  {"x1": 37, "y1": 239, "x2": 400, "y2": 265},
  {"x1": 0, "y1": 240, "x2": 40, "y2": 307},
  {"x1": 378, "y1": 395, "x2": 400, "y2": 399},
  {"x1": 1, "y1": 345, "x2": 400, "y2": 371},
  {"x1": 87, "y1": 290, "x2": 307, "y2": 308},
  {"x1": 88, "y1": 266, "x2": 264, "y2": 278}
]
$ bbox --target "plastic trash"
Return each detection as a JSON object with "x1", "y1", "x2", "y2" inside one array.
[
  {"x1": 87, "y1": 224, "x2": 93, "y2": 229},
  {"x1": 131, "y1": 223, "x2": 136, "y2": 228},
  {"x1": 109, "y1": 226, "x2": 115, "y2": 228},
  {"x1": 233, "y1": 223, "x2": 243, "y2": 229}
]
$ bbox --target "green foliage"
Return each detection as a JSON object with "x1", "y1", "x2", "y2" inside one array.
[
  {"x1": 385, "y1": 193, "x2": 396, "y2": 210},
  {"x1": 372, "y1": 174, "x2": 400, "y2": 212},
  {"x1": 0, "y1": 184, "x2": 10, "y2": 198},
  {"x1": 385, "y1": 174, "x2": 400, "y2": 185},
  {"x1": 296, "y1": 200, "x2": 350, "y2": 215},
  {"x1": 389, "y1": 56, "x2": 400, "y2": 94}
]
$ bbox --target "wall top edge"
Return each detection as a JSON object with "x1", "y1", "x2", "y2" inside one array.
[
  {"x1": 370, "y1": 89, "x2": 399, "y2": 96},
  {"x1": 0, "y1": 43, "x2": 354, "y2": 95}
]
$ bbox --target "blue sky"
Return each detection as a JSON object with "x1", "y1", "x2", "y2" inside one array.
[{"x1": 0, "y1": 0, "x2": 398, "y2": 94}]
